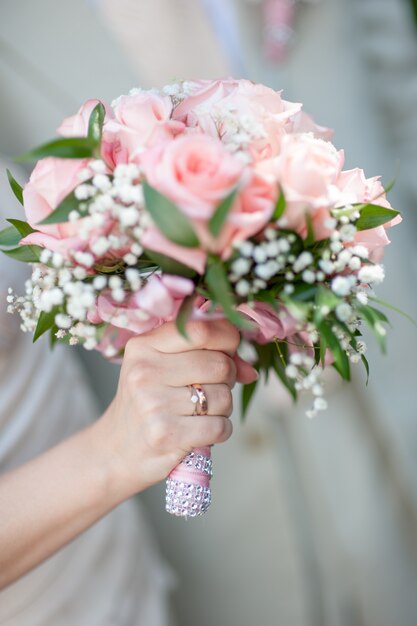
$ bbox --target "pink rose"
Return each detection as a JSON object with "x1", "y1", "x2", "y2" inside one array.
[
  {"x1": 142, "y1": 136, "x2": 275, "y2": 270},
  {"x1": 95, "y1": 326, "x2": 136, "y2": 361},
  {"x1": 104, "y1": 92, "x2": 184, "y2": 165},
  {"x1": 174, "y1": 79, "x2": 301, "y2": 161},
  {"x1": 259, "y1": 134, "x2": 344, "y2": 235},
  {"x1": 291, "y1": 110, "x2": 334, "y2": 141},
  {"x1": 142, "y1": 134, "x2": 244, "y2": 219},
  {"x1": 237, "y1": 302, "x2": 297, "y2": 344},
  {"x1": 57, "y1": 99, "x2": 113, "y2": 138},
  {"x1": 337, "y1": 168, "x2": 402, "y2": 261},
  {"x1": 194, "y1": 172, "x2": 276, "y2": 257},
  {"x1": 94, "y1": 274, "x2": 194, "y2": 335},
  {"x1": 20, "y1": 157, "x2": 91, "y2": 255}
]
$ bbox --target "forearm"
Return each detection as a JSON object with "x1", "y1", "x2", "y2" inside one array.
[{"x1": 0, "y1": 417, "x2": 132, "y2": 589}]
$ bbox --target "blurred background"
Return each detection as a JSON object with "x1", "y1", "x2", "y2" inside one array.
[{"x1": 1, "y1": 0, "x2": 417, "y2": 625}]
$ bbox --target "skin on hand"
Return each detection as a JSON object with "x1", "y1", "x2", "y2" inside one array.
[
  {"x1": 0, "y1": 319, "x2": 257, "y2": 589},
  {"x1": 93, "y1": 319, "x2": 258, "y2": 501}
]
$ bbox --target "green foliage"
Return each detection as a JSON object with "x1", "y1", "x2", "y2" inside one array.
[
  {"x1": 355, "y1": 304, "x2": 389, "y2": 353},
  {"x1": 318, "y1": 321, "x2": 350, "y2": 380},
  {"x1": 209, "y1": 189, "x2": 237, "y2": 237},
  {"x1": 0, "y1": 226, "x2": 21, "y2": 247},
  {"x1": 40, "y1": 187, "x2": 89, "y2": 225},
  {"x1": 143, "y1": 182, "x2": 200, "y2": 248},
  {"x1": 16, "y1": 137, "x2": 97, "y2": 161},
  {"x1": 7, "y1": 219, "x2": 35, "y2": 237},
  {"x1": 6, "y1": 169, "x2": 24, "y2": 205},
  {"x1": 2, "y1": 245, "x2": 42, "y2": 262},
  {"x1": 144, "y1": 250, "x2": 197, "y2": 277},
  {"x1": 205, "y1": 259, "x2": 251, "y2": 329},
  {"x1": 241, "y1": 379, "x2": 258, "y2": 420},
  {"x1": 272, "y1": 188, "x2": 286, "y2": 221},
  {"x1": 33, "y1": 309, "x2": 57, "y2": 343},
  {"x1": 175, "y1": 294, "x2": 196, "y2": 339},
  {"x1": 87, "y1": 102, "x2": 105, "y2": 144},
  {"x1": 355, "y1": 204, "x2": 400, "y2": 231}
]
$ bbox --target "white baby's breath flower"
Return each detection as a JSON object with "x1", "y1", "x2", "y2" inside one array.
[
  {"x1": 55, "y1": 313, "x2": 72, "y2": 329},
  {"x1": 234, "y1": 279, "x2": 249, "y2": 297},
  {"x1": 336, "y1": 302, "x2": 352, "y2": 322},
  {"x1": 352, "y1": 245, "x2": 369, "y2": 259},
  {"x1": 40, "y1": 249, "x2": 52, "y2": 264},
  {"x1": 93, "y1": 275, "x2": 107, "y2": 290},
  {"x1": 331, "y1": 276, "x2": 352, "y2": 297},
  {"x1": 293, "y1": 252, "x2": 313, "y2": 273},
  {"x1": 111, "y1": 288, "x2": 125, "y2": 302},
  {"x1": 356, "y1": 290, "x2": 369, "y2": 305},
  {"x1": 90, "y1": 160, "x2": 107, "y2": 174},
  {"x1": 253, "y1": 247, "x2": 267, "y2": 264},
  {"x1": 302, "y1": 270, "x2": 316, "y2": 284},
  {"x1": 91, "y1": 237, "x2": 111, "y2": 257},
  {"x1": 358, "y1": 264, "x2": 385, "y2": 285},
  {"x1": 92, "y1": 174, "x2": 112, "y2": 192},
  {"x1": 231, "y1": 258, "x2": 252, "y2": 276},
  {"x1": 109, "y1": 276, "x2": 122, "y2": 289},
  {"x1": 348, "y1": 256, "x2": 361, "y2": 271},
  {"x1": 123, "y1": 253, "x2": 138, "y2": 266}
]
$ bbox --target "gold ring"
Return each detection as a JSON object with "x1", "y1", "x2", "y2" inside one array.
[
  {"x1": 188, "y1": 385, "x2": 200, "y2": 415},
  {"x1": 191, "y1": 383, "x2": 208, "y2": 416}
]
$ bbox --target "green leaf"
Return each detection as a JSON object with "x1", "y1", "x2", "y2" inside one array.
[
  {"x1": 318, "y1": 321, "x2": 350, "y2": 381},
  {"x1": 241, "y1": 380, "x2": 258, "y2": 420},
  {"x1": 369, "y1": 295, "x2": 417, "y2": 329},
  {"x1": 0, "y1": 220, "x2": 34, "y2": 247},
  {"x1": 314, "y1": 287, "x2": 341, "y2": 323},
  {"x1": 175, "y1": 294, "x2": 196, "y2": 339},
  {"x1": 7, "y1": 219, "x2": 35, "y2": 237},
  {"x1": 88, "y1": 102, "x2": 106, "y2": 144},
  {"x1": 144, "y1": 250, "x2": 197, "y2": 278},
  {"x1": 209, "y1": 189, "x2": 237, "y2": 237},
  {"x1": 355, "y1": 304, "x2": 389, "y2": 353},
  {"x1": 361, "y1": 354, "x2": 370, "y2": 386},
  {"x1": 0, "y1": 225, "x2": 21, "y2": 247},
  {"x1": 143, "y1": 182, "x2": 199, "y2": 248},
  {"x1": 49, "y1": 325, "x2": 59, "y2": 349},
  {"x1": 272, "y1": 188, "x2": 286, "y2": 221},
  {"x1": 40, "y1": 187, "x2": 87, "y2": 225},
  {"x1": 304, "y1": 212, "x2": 315, "y2": 247},
  {"x1": 6, "y1": 169, "x2": 24, "y2": 205},
  {"x1": 33, "y1": 309, "x2": 57, "y2": 343},
  {"x1": 16, "y1": 137, "x2": 97, "y2": 161},
  {"x1": 205, "y1": 260, "x2": 251, "y2": 329},
  {"x1": 355, "y1": 204, "x2": 400, "y2": 231},
  {"x1": 2, "y1": 245, "x2": 42, "y2": 262},
  {"x1": 291, "y1": 283, "x2": 318, "y2": 302}
]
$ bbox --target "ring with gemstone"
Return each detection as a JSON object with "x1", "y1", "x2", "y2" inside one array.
[
  {"x1": 190, "y1": 383, "x2": 208, "y2": 416},
  {"x1": 188, "y1": 384, "x2": 200, "y2": 415}
]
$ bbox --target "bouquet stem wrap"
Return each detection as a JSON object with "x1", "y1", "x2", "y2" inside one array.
[{"x1": 165, "y1": 446, "x2": 212, "y2": 517}]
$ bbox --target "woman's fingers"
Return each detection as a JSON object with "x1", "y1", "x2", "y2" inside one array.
[
  {"x1": 175, "y1": 415, "x2": 233, "y2": 450},
  {"x1": 154, "y1": 350, "x2": 238, "y2": 387},
  {"x1": 171, "y1": 383, "x2": 233, "y2": 417},
  {"x1": 129, "y1": 319, "x2": 241, "y2": 356}
]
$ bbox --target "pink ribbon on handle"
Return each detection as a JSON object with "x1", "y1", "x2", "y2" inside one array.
[{"x1": 165, "y1": 446, "x2": 212, "y2": 518}]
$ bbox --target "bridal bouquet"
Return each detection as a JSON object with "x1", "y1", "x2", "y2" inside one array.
[{"x1": 2, "y1": 79, "x2": 400, "y2": 516}]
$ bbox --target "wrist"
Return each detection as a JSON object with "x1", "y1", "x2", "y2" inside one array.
[{"x1": 86, "y1": 406, "x2": 146, "y2": 506}]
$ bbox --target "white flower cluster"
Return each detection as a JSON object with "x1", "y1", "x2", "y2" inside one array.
[
  {"x1": 230, "y1": 229, "x2": 296, "y2": 296},
  {"x1": 70, "y1": 160, "x2": 152, "y2": 268},
  {"x1": 285, "y1": 351, "x2": 327, "y2": 419}
]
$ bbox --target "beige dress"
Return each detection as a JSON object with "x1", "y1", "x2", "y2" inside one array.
[{"x1": 0, "y1": 162, "x2": 176, "y2": 626}]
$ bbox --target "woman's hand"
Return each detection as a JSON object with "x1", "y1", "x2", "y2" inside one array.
[{"x1": 93, "y1": 319, "x2": 258, "y2": 501}]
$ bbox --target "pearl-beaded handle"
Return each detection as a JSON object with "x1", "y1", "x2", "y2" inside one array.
[{"x1": 165, "y1": 446, "x2": 212, "y2": 518}]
